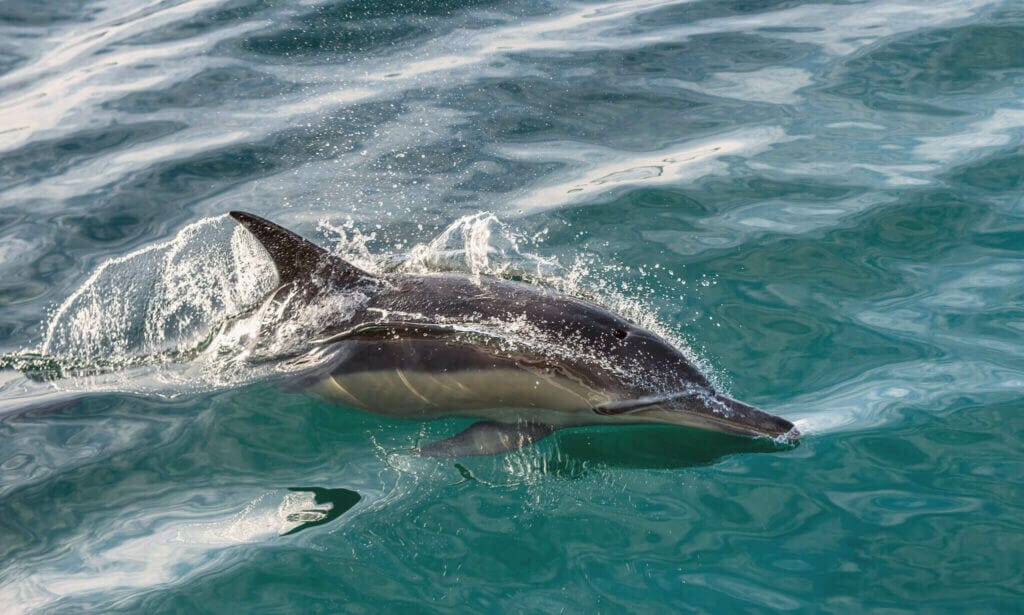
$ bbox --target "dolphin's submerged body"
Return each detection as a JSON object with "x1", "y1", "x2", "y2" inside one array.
[{"x1": 230, "y1": 211, "x2": 798, "y2": 457}]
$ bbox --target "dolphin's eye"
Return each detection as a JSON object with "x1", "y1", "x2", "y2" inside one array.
[{"x1": 613, "y1": 327, "x2": 628, "y2": 340}]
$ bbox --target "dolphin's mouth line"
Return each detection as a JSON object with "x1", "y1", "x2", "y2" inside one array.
[
  {"x1": 681, "y1": 410, "x2": 800, "y2": 441},
  {"x1": 594, "y1": 391, "x2": 798, "y2": 440}
]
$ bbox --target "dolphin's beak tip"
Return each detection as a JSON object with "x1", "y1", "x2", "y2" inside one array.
[{"x1": 776, "y1": 424, "x2": 801, "y2": 443}]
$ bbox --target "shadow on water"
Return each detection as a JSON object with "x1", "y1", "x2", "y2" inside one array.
[
  {"x1": 280, "y1": 487, "x2": 361, "y2": 536},
  {"x1": 550, "y1": 425, "x2": 793, "y2": 471}
]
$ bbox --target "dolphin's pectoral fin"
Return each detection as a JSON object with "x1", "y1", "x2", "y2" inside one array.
[{"x1": 414, "y1": 421, "x2": 556, "y2": 457}]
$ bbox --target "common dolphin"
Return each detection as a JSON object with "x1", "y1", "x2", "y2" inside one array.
[{"x1": 229, "y1": 211, "x2": 798, "y2": 457}]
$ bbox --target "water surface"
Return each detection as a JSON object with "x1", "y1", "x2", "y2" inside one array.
[{"x1": 1, "y1": 0, "x2": 1023, "y2": 611}]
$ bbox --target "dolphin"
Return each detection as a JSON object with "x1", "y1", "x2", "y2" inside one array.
[{"x1": 229, "y1": 211, "x2": 798, "y2": 457}]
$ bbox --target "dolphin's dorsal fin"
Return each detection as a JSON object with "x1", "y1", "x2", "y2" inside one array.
[{"x1": 229, "y1": 211, "x2": 375, "y2": 289}]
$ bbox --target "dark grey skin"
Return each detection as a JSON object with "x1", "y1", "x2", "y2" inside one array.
[{"x1": 230, "y1": 211, "x2": 798, "y2": 457}]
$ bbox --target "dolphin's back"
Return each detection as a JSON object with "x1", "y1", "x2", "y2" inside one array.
[{"x1": 375, "y1": 274, "x2": 626, "y2": 333}]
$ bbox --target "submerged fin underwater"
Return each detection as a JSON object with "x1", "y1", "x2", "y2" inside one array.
[{"x1": 1, "y1": 0, "x2": 1023, "y2": 611}]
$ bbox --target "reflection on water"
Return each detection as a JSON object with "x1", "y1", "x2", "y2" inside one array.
[
  {"x1": 0, "y1": 483, "x2": 364, "y2": 609},
  {"x1": 2, "y1": 0, "x2": 1024, "y2": 611},
  {"x1": 554, "y1": 425, "x2": 791, "y2": 470},
  {"x1": 280, "y1": 487, "x2": 362, "y2": 536}
]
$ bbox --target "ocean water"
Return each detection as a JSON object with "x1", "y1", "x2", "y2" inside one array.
[{"x1": 1, "y1": 0, "x2": 1023, "y2": 611}]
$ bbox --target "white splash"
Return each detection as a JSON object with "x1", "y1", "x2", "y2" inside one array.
[
  {"x1": 40, "y1": 215, "x2": 274, "y2": 362},
  {"x1": 403, "y1": 212, "x2": 559, "y2": 278}
]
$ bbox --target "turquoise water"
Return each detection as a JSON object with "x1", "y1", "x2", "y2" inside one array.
[{"x1": 2, "y1": 0, "x2": 1024, "y2": 611}]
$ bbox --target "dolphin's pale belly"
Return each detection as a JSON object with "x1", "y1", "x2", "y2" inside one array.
[
  {"x1": 312, "y1": 368, "x2": 611, "y2": 426},
  {"x1": 306, "y1": 340, "x2": 614, "y2": 426}
]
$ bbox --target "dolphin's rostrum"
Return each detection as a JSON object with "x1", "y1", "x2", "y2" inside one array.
[{"x1": 230, "y1": 211, "x2": 799, "y2": 457}]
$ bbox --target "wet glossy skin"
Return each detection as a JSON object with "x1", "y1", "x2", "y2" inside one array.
[
  {"x1": 230, "y1": 210, "x2": 796, "y2": 440},
  {"x1": 308, "y1": 274, "x2": 796, "y2": 438}
]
